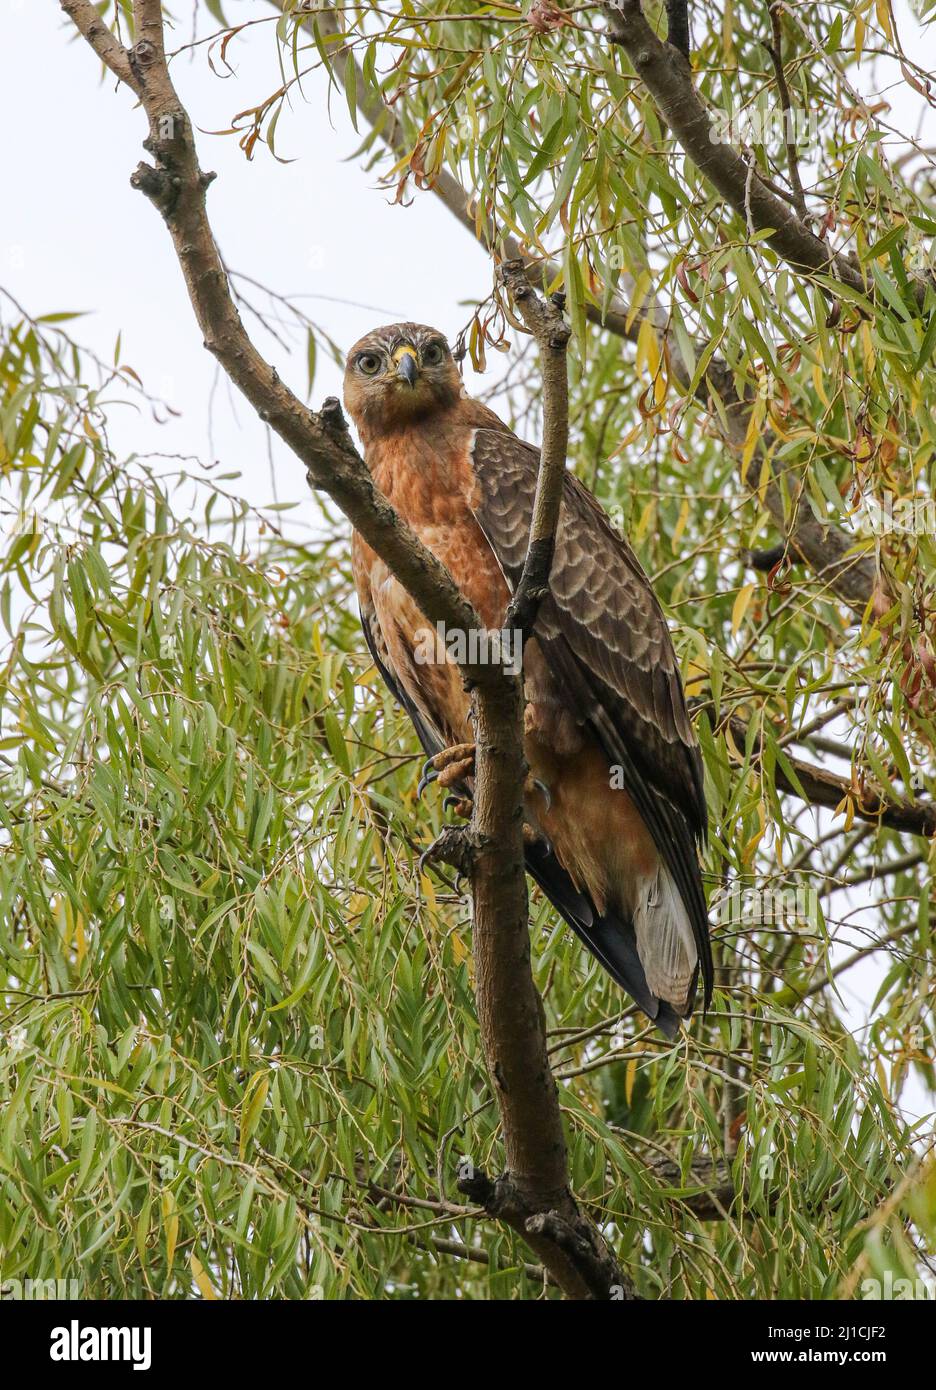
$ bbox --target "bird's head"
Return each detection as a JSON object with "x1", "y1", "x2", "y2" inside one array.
[{"x1": 343, "y1": 323, "x2": 461, "y2": 441}]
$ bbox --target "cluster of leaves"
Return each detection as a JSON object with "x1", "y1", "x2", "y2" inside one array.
[
  {"x1": 1, "y1": 0, "x2": 934, "y2": 1297},
  {"x1": 0, "y1": 303, "x2": 484, "y2": 1296},
  {"x1": 253, "y1": 0, "x2": 936, "y2": 1254},
  {"x1": 0, "y1": 294, "x2": 929, "y2": 1296}
]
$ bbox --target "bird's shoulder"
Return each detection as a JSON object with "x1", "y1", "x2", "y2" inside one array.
[
  {"x1": 465, "y1": 422, "x2": 704, "y2": 815},
  {"x1": 457, "y1": 395, "x2": 517, "y2": 437}
]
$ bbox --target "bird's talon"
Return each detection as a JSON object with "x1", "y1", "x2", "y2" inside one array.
[
  {"x1": 418, "y1": 742, "x2": 476, "y2": 799},
  {"x1": 532, "y1": 778, "x2": 552, "y2": 813},
  {"x1": 417, "y1": 757, "x2": 439, "y2": 800}
]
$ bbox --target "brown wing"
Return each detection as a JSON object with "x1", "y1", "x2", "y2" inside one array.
[
  {"x1": 469, "y1": 427, "x2": 711, "y2": 1003},
  {"x1": 469, "y1": 430, "x2": 704, "y2": 826}
]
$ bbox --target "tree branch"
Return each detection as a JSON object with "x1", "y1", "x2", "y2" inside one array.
[
  {"x1": 774, "y1": 914, "x2": 927, "y2": 1006},
  {"x1": 824, "y1": 849, "x2": 926, "y2": 896},
  {"x1": 420, "y1": 1234, "x2": 551, "y2": 1285},
  {"x1": 500, "y1": 262, "x2": 571, "y2": 639},
  {"x1": 766, "y1": 4, "x2": 810, "y2": 220},
  {"x1": 603, "y1": 0, "x2": 867, "y2": 294},
  {"x1": 60, "y1": 0, "x2": 141, "y2": 92},
  {"x1": 643, "y1": 1150, "x2": 738, "y2": 1219},
  {"x1": 665, "y1": 0, "x2": 691, "y2": 57},
  {"x1": 723, "y1": 715, "x2": 936, "y2": 838},
  {"x1": 451, "y1": 262, "x2": 628, "y2": 1297},
  {"x1": 457, "y1": 1167, "x2": 630, "y2": 1298},
  {"x1": 61, "y1": 0, "x2": 629, "y2": 1301}
]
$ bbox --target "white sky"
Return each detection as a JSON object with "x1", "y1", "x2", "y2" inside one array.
[{"x1": 1, "y1": 0, "x2": 495, "y2": 515}]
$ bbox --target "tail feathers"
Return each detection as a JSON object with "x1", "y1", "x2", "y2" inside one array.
[
  {"x1": 524, "y1": 840, "x2": 696, "y2": 1040},
  {"x1": 632, "y1": 863, "x2": 698, "y2": 1011}
]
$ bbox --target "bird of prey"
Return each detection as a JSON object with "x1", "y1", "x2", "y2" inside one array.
[{"x1": 345, "y1": 322, "x2": 712, "y2": 1036}]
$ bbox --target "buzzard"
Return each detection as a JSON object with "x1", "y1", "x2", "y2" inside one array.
[{"x1": 345, "y1": 323, "x2": 712, "y2": 1035}]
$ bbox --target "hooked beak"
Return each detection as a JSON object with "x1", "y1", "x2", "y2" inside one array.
[{"x1": 394, "y1": 347, "x2": 418, "y2": 388}]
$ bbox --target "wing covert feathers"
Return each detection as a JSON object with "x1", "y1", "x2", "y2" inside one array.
[{"x1": 469, "y1": 428, "x2": 713, "y2": 1014}]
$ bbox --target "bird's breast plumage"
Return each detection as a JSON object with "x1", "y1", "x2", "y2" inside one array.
[{"x1": 352, "y1": 418, "x2": 512, "y2": 744}]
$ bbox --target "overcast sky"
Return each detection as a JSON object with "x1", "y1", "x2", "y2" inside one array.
[{"x1": 2, "y1": 1, "x2": 498, "y2": 515}]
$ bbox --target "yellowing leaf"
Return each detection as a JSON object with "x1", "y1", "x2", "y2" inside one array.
[
  {"x1": 162, "y1": 1189, "x2": 179, "y2": 1269},
  {"x1": 608, "y1": 422, "x2": 644, "y2": 458},
  {"x1": 624, "y1": 270, "x2": 652, "y2": 333},
  {"x1": 671, "y1": 497, "x2": 690, "y2": 552},
  {"x1": 635, "y1": 315, "x2": 661, "y2": 380},
  {"x1": 684, "y1": 658, "x2": 709, "y2": 696},
  {"x1": 742, "y1": 803, "x2": 767, "y2": 863},
  {"x1": 742, "y1": 395, "x2": 766, "y2": 471},
  {"x1": 732, "y1": 582, "x2": 756, "y2": 637},
  {"x1": 861, "y1": 320, "x2": 875, "y2": 375},
  {"x1": 635, "y1": 498, "x2": 657, "y2": 543},
  {"x1": 191, "y1": 1251, "x2": 216, "y2": 1300},
  {"x1": 239, "y1": 1072, "x2": 269, "y2": 1160},
  {"x1": 724, "y1": 722, "x2": 744, "y2": 763},
  {"x1": 624, "y1": 1057, "x2": 637, "y2": 1105},
  {"x1": 419, "y1": 870, "x2": 437, "y2": 913},
  {"x1": 722, "y1": 0, "x2": 735, "y2": 64}
]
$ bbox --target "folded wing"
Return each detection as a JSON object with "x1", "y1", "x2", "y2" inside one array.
[{"x1": 468, "y1": 428, "x2": 713, "y2": 1013}]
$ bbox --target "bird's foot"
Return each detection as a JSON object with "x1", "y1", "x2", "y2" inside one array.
[
  {"x1": 417, "y1": 741, "x2": 476, "y2": 798},
  {"x1": 419, "y1": 747, "x2": 549, "y2": 814},
  {"x1": 417, "y1": 745, "x2": 550, "y2": 825},
  {"x1": 417, "y1": 824, "x2": 484, "y2": 882}
]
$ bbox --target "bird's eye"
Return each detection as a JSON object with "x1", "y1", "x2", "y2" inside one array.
[
  {"x1": 357, "y1": 352, "x2": 382, "y2": 376},
  {"x1": 422, "y1": 342, "x2": 445, "y2": 366}
]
